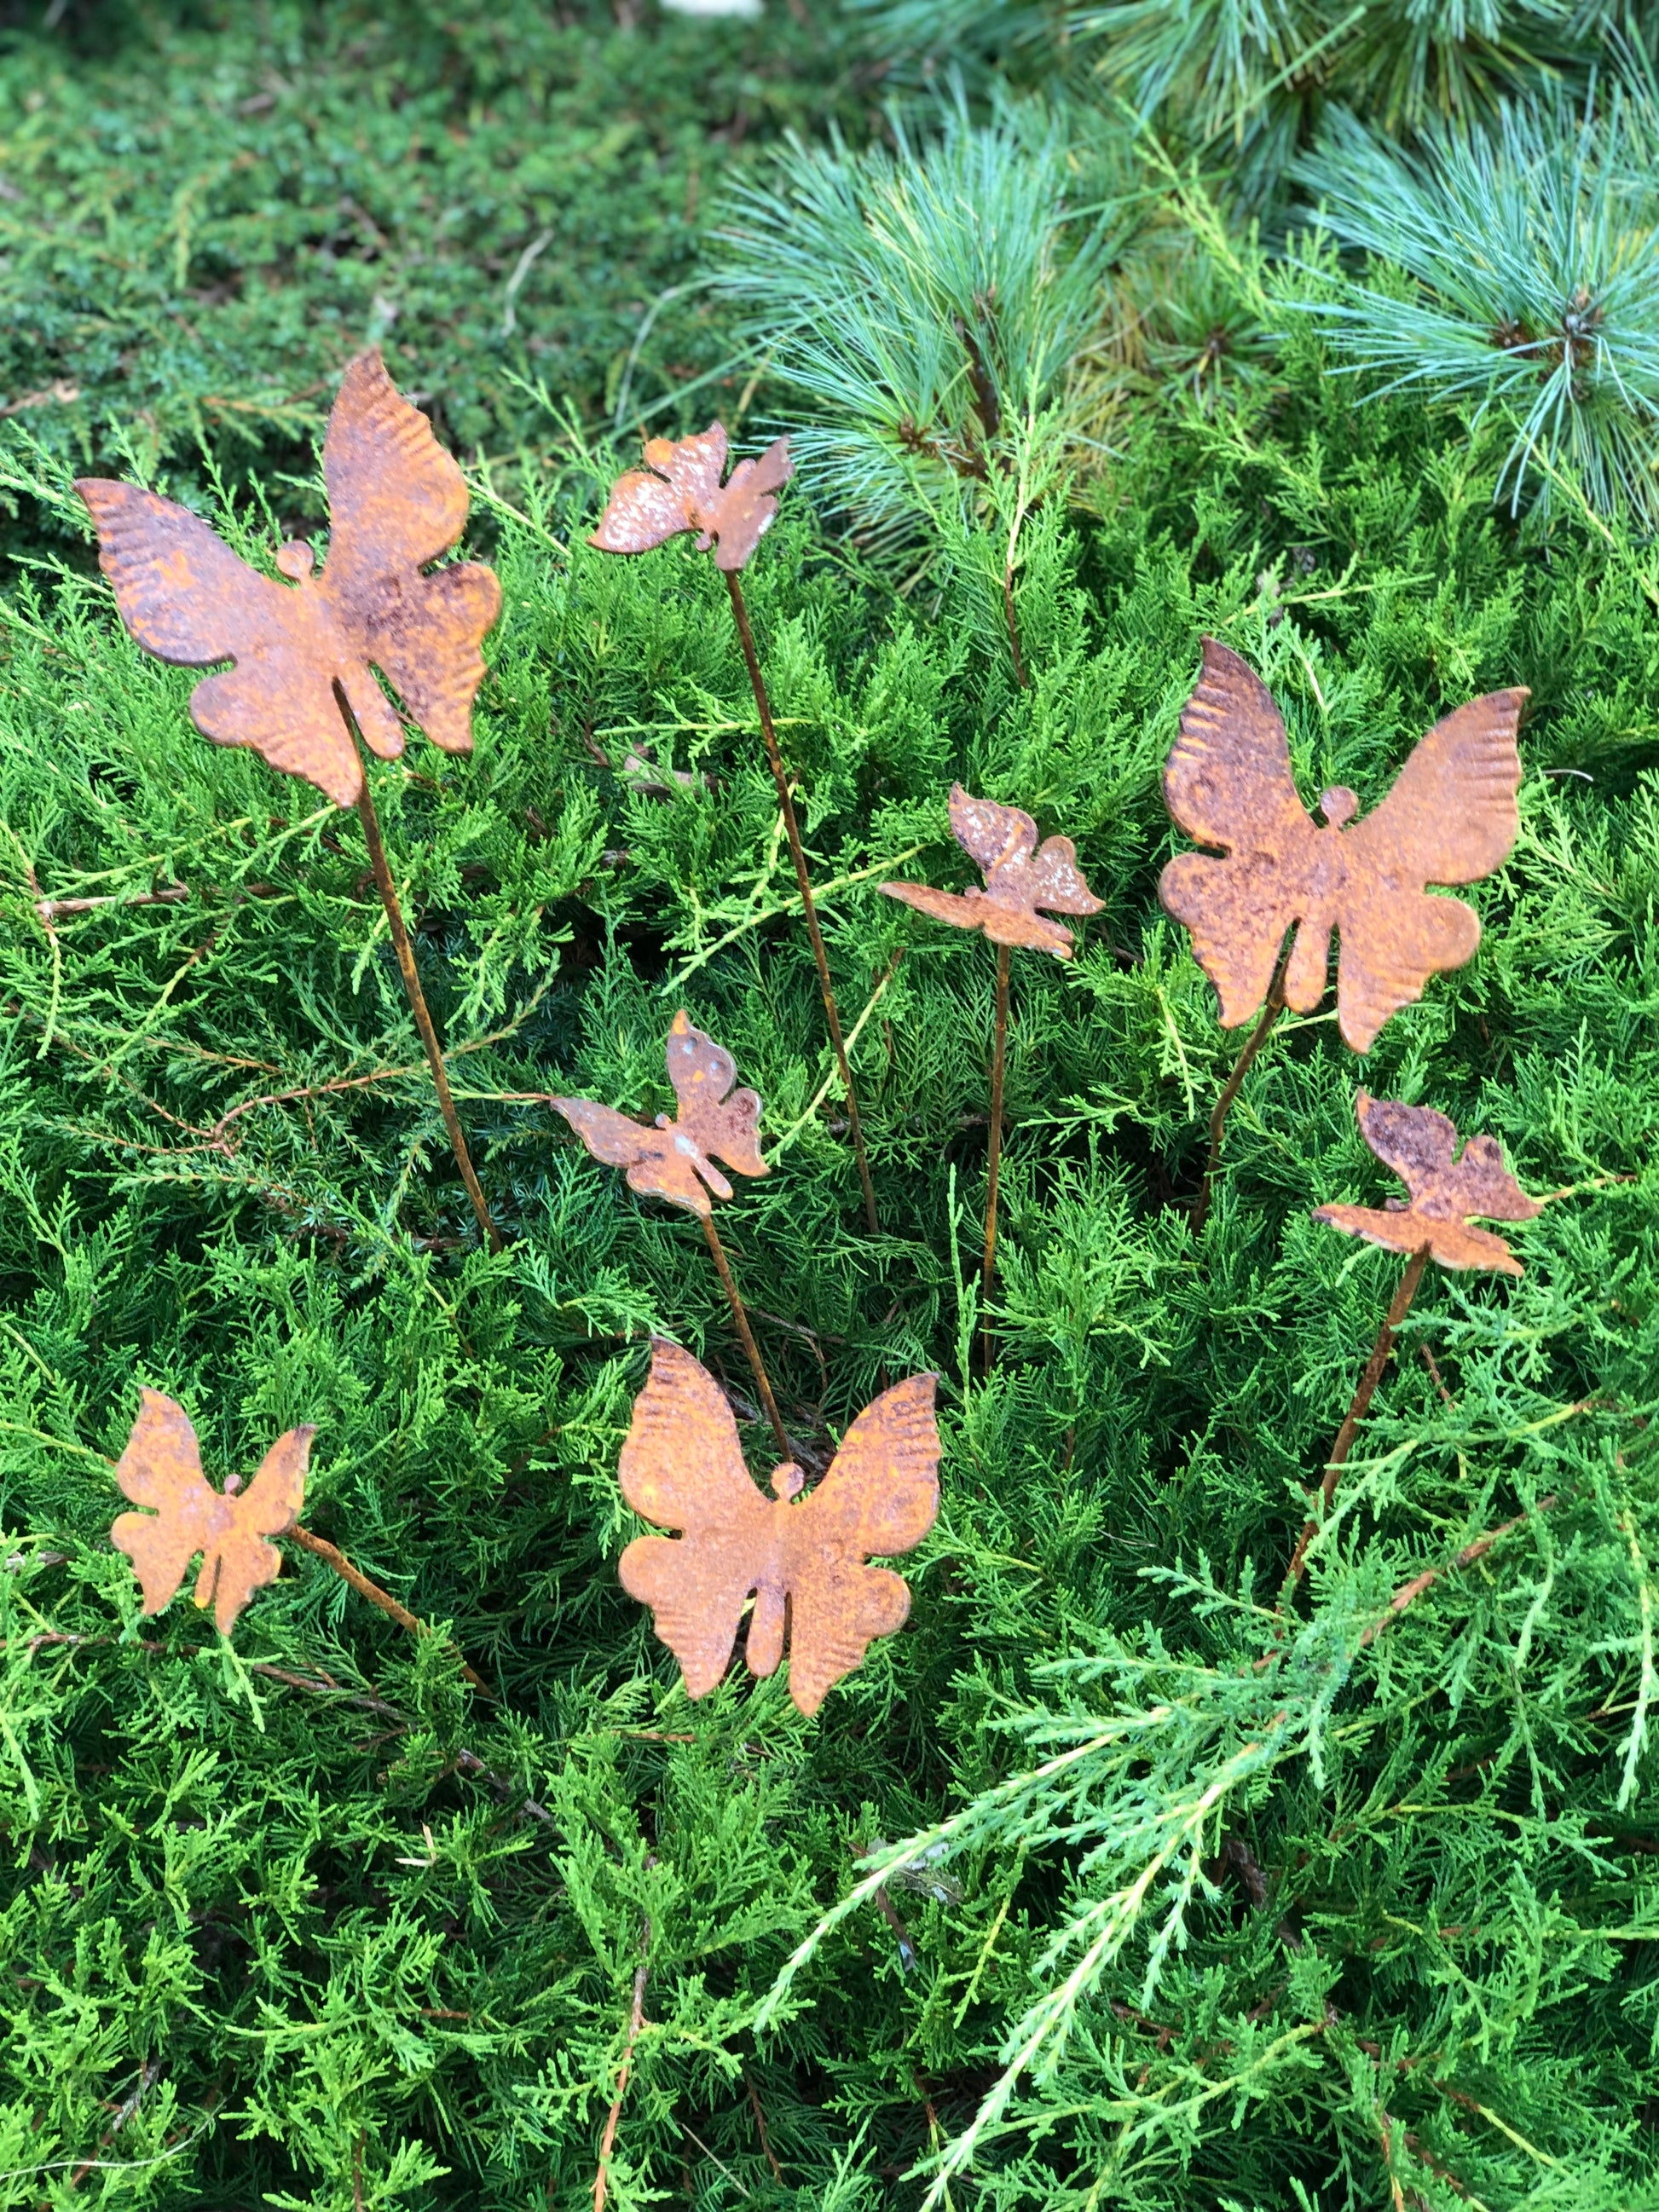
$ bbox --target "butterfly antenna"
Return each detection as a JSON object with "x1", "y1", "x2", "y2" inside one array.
[
  {"x1": 1281, "y1": 1242, "x2": 1432, "y2": 1600},
  {"x1": 698, "y1": 1210, "x2": 792, "y2": 1459},
  {"x1": 350, "y1": 749, "x2": 503, "y2": 1254},
  {"x1": 722, "y1": 570, "x2": 881, "y2": 1236}
]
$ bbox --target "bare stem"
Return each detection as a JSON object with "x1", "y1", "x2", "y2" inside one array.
[
  {"x1": 593, "y1": 1917, "x2": 651, "y2": 2212},
  {"x1": 354, "y1": 766, "x2": 502, "y2": 1253},
  {"x1": 1190, "y1": 950, "x2": 1291, "y2": 1237},
  {"x1": 287, "y1": 1522, "x2": 489, "y2": 1691},
  {"x1": 1003, "y1": 565, "x2": 1027, "y2": 690},
  {"x1": 1284, "y1": 1246, "x2": 1431, "y2": 1595},
  {"x1": 724, "y1": 570, "x2": 879, "y2": 1234},
  {"x1": 982, "y1": 942, "x2": 1011, "y2": 1372},
  {"x1": 700, "y1": 1211, "x2": 791, "y2": 1460}
]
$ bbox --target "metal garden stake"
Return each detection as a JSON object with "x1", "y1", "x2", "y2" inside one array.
[
  {"x1": 1160, "y1": 638, "x2": 1526, "y2": 1233},
  {"x1": 78, "y1": 349, "x2": 504, "y2": 1250},
  {"x1": 589, "y1": 423, "x2": 881, "y2": 1234}
]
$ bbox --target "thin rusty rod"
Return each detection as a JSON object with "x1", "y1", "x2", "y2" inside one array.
[
  {"x1": 982, "y1": 942, "x2": 1012, "y2": 1372},
  {"x1": 287, "y1": 1523, "x2": 489, "y2": 1692},
  {"x1": 1284, "y1": 1245, "x2": 1431, "y2": 1595},
  {"x1": 593, "y1": 1917, "x2": 651, "y2": 2212},
  {"x1": 354, "y1": 764, "x2": 502, "y2": 1252},
  {"x1": 700, "y1": 1211, "x2": 791, "y2": 1460},
  {"x1": 724, "y1": 570, "x2": 879, "y2": 1235},
  {"x1": 1190, "y1": 947, "x2": 1292, "y2": 1237}
]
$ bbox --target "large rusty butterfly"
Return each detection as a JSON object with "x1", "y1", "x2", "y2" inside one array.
[
  {"x1": 1159, "y1": 639, "x2": 1527, "y2": 1051},
  {"x1": 552, "y1": 1010, "x2": 767, "y2": 1218},
  {"x1": 76, "y1": 349, "x2": 500, "y2": 810},
  {"x1": 589, "y1": 422, "x2": 793, "y2": 573},
  {"x1": 1314, "y1": 1091, "x2": 1541, "y2": 1275},
  {"x1": 111, "y1": 1389, "x2": 313, "y2": 1636},
  {"x1": 882, "y1": 784, "x2": 1102, "y2": 957},
  {"x1": 618, "y1": 1340, "x2": 940, "y2": 1716}
]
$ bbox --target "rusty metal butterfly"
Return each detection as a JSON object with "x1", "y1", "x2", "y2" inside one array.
[
  {"x1": 881, "y1": 784, "x2": 1103, "y2": 957},
  {"x1": 111, "y1": 1389, "x2": 313, "y2": 1635},
  {"x1": 1314, "y1": 1091, "x2": 1542, "y2": 1275},
  {"x1": 76, "y1": 349, "x2": 501, "y2": 810},
  {"x1": 618, "y1": 1340, "x2": 939, "y2": 1716},
  {"x1": 589, "y1": 422, "x2": 793, "y2": 572},
  {"x1": 552, "y1": 1010, "x2": 767, "y2": 1218},
  {"x1": 1160, "y1": 639, "x2": 1527, "y2": 1051}
]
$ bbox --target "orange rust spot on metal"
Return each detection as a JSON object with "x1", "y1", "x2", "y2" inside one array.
[
  {"x1": 1315, "y1": 1091, "x2": 1543, "y2": 1275},
  {"x1": 589, "y1": 422, "x2": 792, "y2": 573},
  {"x1": 880, "y1": 783, "x2": 1103, "y2": 958},
  {"x1": 1159, "y1": 638, "x2": 1526, "y2": 1052},
  {"x1": 76, "y1": 349, "x2": 500, "y2": 810},
  {"x1": 617, "y1": 1340, "x2": 940, "y2": 1716},
  {"x1": 111, "y1": 1389, "x2": 312, "y2": 1637},
  {"x1": 551, "y1": 1010, "x2": 766, "y2": 1219}
]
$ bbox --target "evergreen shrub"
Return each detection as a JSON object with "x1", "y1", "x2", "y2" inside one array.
[{"x1": 2, "y1": 280, "x2": 1658, "y2": 2209}]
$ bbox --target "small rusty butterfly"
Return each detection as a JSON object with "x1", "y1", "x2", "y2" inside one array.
[
  {"x1": 552, "y1": 1010, "x2": 766, "y2": 1218},
  {"x1": 1160, "y1": 638, "x2": 1526, "y2": 1051},
  {"x1": 1315, "y1": 1092, "x2": 1542, "y2": 1275},
  {"x1": 77, "y1": 349, "x2": 500, "y2": 810},
  {"x1": 881, "y1": 784, "x2": 1102, "y2": 957},
  {"x1": 618, "y1": 1340, "x2": 940, "y2": 1716},
  {"x1": 589, "y1": 422, "x2": 792, "y2": 573},
  {"x1": 111, "y1": 1389, "x2": 313, "y2": 1636}
]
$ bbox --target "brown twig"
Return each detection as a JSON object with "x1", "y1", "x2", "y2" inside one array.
[
  {"x1": 724, "y1": 570, "x2": 879, "y2": 1234},
  {"x1": 699, "y1": 1212, "x2": 791, "y2": 1459},
  {"x1": 744, "y1": 2071, "x2": 783, "y2": 2183},
  {"x1": 353, "y1": 759, "x2": 501, "y2": 1252},
  {"x1": 1359, "y1": 1496, "x2": 1557, "y2": 1647},
  {"x1": 35, "y1": 885, "x2": 188, "y2": 924},
  {"x1": 982, "y1": 941, "x2": 1012, "y2": 1372},
  {"x1": 1190, "y1": 948, "x2": 1291, "y2": 1237},
  {"x1": 593, "y1": 1914, "x2": 652, "y2": 2212},
  {"x1": 55, "y1": 2057, "x2": 163, "y2": 2198},
  {"x1": 1284, "y1": 1246, "x2": 1431, "y2": 1595},
  {"x1": 1421, "y1": 1342, "x2": 1454, "y2": 1406},
  {"x1": 1003, "y1": 566, "x2": 1027, "y2": 690},
  {"x1": 353, "y1": 2134, "x2": 364, "y2": 2212},
  {"x1": 287, "y1": 1524, "x2": 489, "y2": 1691}
]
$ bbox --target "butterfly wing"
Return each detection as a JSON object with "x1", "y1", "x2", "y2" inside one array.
[
  {"x1": 1159, "y1": 639, "x2": 1319, "y2": 1028},
  {"x1": 1440, "y1": 1134, "x2": 1542, "y2": 1226},
  {"x1": 1353, "y1": 1093, "x2": 1459, "y2": 1208},
  {"x1": 1313, "y1": 1201, "x2": 1523, "y2": 1275},
  {"x1": 950, "y1": 786, "x2": 1038, "y2": 879},
  {"x1": 1333, "y1": 690, "x2": 1526, "y2": 1051},
  {"x1": 666, "y1": 1011, "x2": 767, "y2": 1186},
  {"x1": 1028, "y1": 835, "x2": 1104, "y2": 918},
  {"x1": 617, "y1": 1340, "x2": 777, "y2": 1697},
  {"x1": 783, "y1": 1373, "x2": 939, "y2": 1716},
  {"x1": 552, "y1": 1098, "x2": 711, "y2": 1215},
  {"x1": 199, "y1": 1424, "x2": 313, "y2": 1636},
  {"x1": 318, "y1": 350, "x2": 500, "y2": 761},
  {"x1": 76, "y1": 481, "x2": 366, "y2": 809},
  {"x1": 880, "y1": 881, "x2": 989, "y2": 936},
  {"x1": 110, "y1": 1389, "x2": 223, "y2": 1617},
  {"x1": 590, "y1": 466, "x2": 696, "y2": 556},
  {"x1": 701, "y1": 436, "x2": 793, "y2": 571},
  {"x1": 656, "y1": 424, "x2": 729, "y2": 513}
]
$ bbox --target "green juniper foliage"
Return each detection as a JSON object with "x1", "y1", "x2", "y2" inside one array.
[{"x1": 3, "y1": 8, "x2": 1659, "y2": 2212}]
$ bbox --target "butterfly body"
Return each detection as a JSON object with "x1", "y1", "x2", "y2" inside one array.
[
  {"x1": 1160, "y1": 639, "x2": 1526, "y2": 1051},
  {"x1": 1314, "y1": 1091, "x2": 1541, "y2": 1274},
  {"x1": 590, "y1": 423, "x2": 794, "y2": 573},
  {"x1": 111, "y1": 1389, "x2": 313, "y2": 1635},
  {"x1": 552, "y1": 1009, "x2": 766, "y2": 1217},
  {"x1": 882, "y1": 784, "x2": 1102, "y2": 958},
  {"x1": 618, "y1": 1342, "x2": 939, "y2": 1716},
  {"x1": 77, "y1": 350, "x2": 500, "y2": 810}
]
